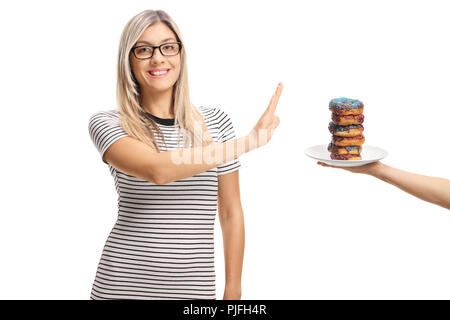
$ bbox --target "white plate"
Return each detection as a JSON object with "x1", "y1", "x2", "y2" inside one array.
[{"x1": 304, "y1": 144, "x2": 388, "y2": 167}]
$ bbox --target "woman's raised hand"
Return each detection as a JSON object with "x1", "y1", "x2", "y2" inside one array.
[{"x1": 248, "y1": 82, "x2": 283, "y2": 150}]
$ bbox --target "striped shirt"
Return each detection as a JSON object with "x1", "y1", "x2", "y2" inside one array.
[{"x1": 87, "y1": 106, "x2": 241, "y2": 300}]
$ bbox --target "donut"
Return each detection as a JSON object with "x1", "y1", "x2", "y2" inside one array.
[
  {"x1": 329, "y1": 97, "x2": 364, "y2": 116},
  {"x1": 328, "y1": 122, "x2": 364, "y2": 137},
  {"x1": 330, "y1": 153, "x2": 362, "y2": 160},
  {"x1": 331, "y1": 112, "x2": 364, "y2": 126},
  {"x1": 327, "y1": 143, "x2": 362, "y2": 155},
  {"x1": 332, "y1": 134, "x2": 365, "y2": 146}
]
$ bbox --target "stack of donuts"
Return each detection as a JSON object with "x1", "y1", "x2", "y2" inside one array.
[{"x1": 328, "y1": 97, "x2": 365, "y2": 160}]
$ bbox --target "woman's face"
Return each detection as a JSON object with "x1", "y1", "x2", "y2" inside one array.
[{"x1": 130, "y1": 22, "x2": 181, "y2": 95}]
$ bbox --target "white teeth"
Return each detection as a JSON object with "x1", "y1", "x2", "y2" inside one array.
[{"x1": 150, "y1": 70, "x2": 168, "y2": 76}]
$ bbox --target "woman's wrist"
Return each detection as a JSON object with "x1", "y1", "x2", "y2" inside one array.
[
  {"x1": 244, "y1": 133, "x2": 258, "y2": 153},
  {"x1": 367, "y1": 161, "x2": 388, "y2": 179}
]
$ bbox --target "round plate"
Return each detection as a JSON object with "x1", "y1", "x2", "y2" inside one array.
[{"x1": 304, "y1": 144, "x2": 388, "y2": 167}]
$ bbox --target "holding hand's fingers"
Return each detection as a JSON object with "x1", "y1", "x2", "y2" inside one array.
[{"x1": 317, "y1": 160, "x2": 383, "y2": 175}]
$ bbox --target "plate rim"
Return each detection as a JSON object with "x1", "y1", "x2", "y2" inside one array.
[{"x1": 304, "y1": 144, "x2": 388, "y2": 164}]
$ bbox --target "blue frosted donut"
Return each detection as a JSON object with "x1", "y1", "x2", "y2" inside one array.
[
  {"x1": 328, "y1": 122, "x2": 364, "y2": 137},
  {"x1": 329, "y1": 97, "x2": 364, "y2": 115}
]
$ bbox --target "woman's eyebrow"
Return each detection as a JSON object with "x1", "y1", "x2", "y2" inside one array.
[{"x1": 136, "y1": 37, "x2": 176, "y2": 45}]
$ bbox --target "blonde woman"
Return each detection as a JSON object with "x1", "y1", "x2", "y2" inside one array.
[{"x1": 88, "y1": 10, "x2": 282, "y2": 300}]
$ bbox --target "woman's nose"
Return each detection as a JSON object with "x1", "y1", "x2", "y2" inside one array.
[{"x1": 151, "y1": 48, "x2": 165, "y2": 63}]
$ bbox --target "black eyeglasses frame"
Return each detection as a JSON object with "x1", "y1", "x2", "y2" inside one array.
[{"x1": 131, "y1": 41, "x2": 182, "y2": 60}]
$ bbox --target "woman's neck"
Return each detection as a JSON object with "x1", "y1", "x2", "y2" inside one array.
[{"x1": 140, "y1": 88, "x2": 175, "y2": 118}]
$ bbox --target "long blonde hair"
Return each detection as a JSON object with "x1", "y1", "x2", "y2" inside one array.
[{"x1": 116, "y1": 9, "x2": 214, "y2": 151}]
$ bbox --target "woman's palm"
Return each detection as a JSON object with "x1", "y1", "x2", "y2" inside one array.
[{"x1": 249, "y1": 82, "x2": 283, "y2": 149}]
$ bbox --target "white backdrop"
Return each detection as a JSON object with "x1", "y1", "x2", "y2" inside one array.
[{"x1": 1, "y1": 0, "x2": 449, "y2": 299}]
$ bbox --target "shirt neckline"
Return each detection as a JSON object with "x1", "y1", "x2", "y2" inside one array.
[{"x1": 144, "y1": 111, "x2": 175, "y2": 126}]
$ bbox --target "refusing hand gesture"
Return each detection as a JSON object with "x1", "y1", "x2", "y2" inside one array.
[{"x1": 248, "y1": 82, "x2": 283, "y2": 150}]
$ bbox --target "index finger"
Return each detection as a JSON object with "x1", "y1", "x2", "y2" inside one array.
[{"x1": 268, "y1": 82, "x2": 283, "y2": 114}]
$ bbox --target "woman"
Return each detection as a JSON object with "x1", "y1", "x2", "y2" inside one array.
[
  {"x1": 317, "y1": 161, "x2": 450, "y2": 210},
  {"x1": 88, "y1": 10, "x2": 282, "y2": 300}
]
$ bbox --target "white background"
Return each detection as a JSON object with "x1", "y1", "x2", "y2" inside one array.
[{"x1": 0, "y1": 0, "x2": 449, "y2": 299}]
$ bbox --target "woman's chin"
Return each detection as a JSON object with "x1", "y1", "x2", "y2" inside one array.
[{"x1": 147, "y1": 83, "x2": 174, "y2": 92}]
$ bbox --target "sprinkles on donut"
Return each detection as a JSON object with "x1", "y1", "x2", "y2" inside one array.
[
  {"x1": 329, "y1": 97, "x2": 364, "y2": 116},
  {"x1": 331, "y1": 112, "x2": 364, "y2": 126},
  {"x1": 328, "y1": 122, "x2": 364, "y2": 137},
  {"x1": 330, "y1": 153, "x2": 362, "y2": 160},
  {"x1": 332, "y1": 134, "x2": 365, "y2": 146},
  {"x1": 327, "y1": 143, "x2": 362, "y2": 155}
]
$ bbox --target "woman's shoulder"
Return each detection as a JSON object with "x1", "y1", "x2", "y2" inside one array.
[
  {"x1": 198, "y1": 105, "x2": 232, "y2": 122},
  {"x1": 88, "y1": 109, "x2": 121, "y2": 126},
  {"x1": 198, "y1": 105, "x2": 217, "y2": 117},
  {"x1": 198, "y1": 106, "x2": 237, "y2": 141},
  {"x1": 89, "y1": 109, "x2": 120, "y2": 120},
  {"x1": 88, "y1": 109, "x2": 123, "y2": 134}
]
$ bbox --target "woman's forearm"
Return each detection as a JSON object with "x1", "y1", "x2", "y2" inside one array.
[
  {"x1": 371, "y1": 162, "x2": 450, "y2": 210},
  {"x1": 154, "y1": 135, "x2": 252, "y2": 184},
  {"x1": 219, "y1": 211, "x2": 245, "y2": 288}
]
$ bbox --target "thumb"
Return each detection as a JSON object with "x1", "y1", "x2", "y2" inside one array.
[{"x1": 273, "y1": 116, "x2": 280, "y2": 129}]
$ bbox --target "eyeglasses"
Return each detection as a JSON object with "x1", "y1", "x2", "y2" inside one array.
[{"x1": 131, "y1": 41, "x2": 182, "y2": 59}]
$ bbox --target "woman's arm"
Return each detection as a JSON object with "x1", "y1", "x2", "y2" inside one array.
[
  {"x1": 104, "y1": 83, "x2": 283, "y2": 184},
  {"x1": 105, "y1": 134, "x2": 252, "y2": 184},
  {"x1": 218, "y1": 170, "x2": 245, "y2": 300},
  {"x1": 318, "y1": 161, "x2": 450, "y2": 210}
]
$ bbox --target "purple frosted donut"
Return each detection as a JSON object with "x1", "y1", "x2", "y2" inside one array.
[
  {"x1": 331, "y1": 112, "x2": 365, "y2": 125},
  {"x1": 330, "y1": 153, "x2": 362, "y2": 160},
  {"x1": 332, "y1": 134, "x2": 365, "y2": 146}
]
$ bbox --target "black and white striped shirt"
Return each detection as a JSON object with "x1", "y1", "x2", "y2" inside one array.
[{"x1": 87, "y1": 106, "x2": 241, "y2": 300}]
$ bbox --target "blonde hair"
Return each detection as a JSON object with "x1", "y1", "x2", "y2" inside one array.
[{"x1": 116, "y1": 9, "x2": 214, "y2": 151}]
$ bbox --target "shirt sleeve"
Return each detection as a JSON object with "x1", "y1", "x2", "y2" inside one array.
[
  {"x1": 88, "y1": 110, "x2": 129, "y2": 165},
  {"x1": 215, "y1": 108, "x2": 242, "y2": 176}
]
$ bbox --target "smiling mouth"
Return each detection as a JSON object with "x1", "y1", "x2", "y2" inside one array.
[{"x1": 148, "y1": 69, "x2": 170, "y2": 76}]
